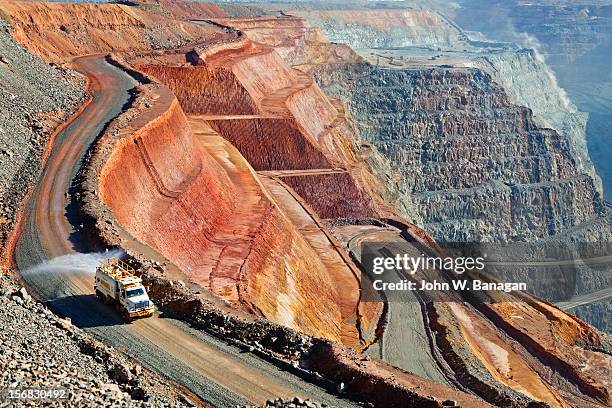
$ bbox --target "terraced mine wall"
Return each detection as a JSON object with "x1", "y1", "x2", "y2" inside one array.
[
  {"x1": 297, "y1": 4, "x2": 606, "y2": 206},
  {"x1": 454, "y1": 0, "x2": 612, "y2": 202},
  {"x1": 98, "y1": 93, "x2": 234, "y2": 261},
  {"x1": 0, "y1": 1, "x2": 227, "y2": 62},
  {"x1": 137, "y1": 41, "x2": 386, "y2": 224},
  {"x1": 313, "y1": 63, "x2": 605, "y2": 243},
  {"x1": 124, "y1": 38, "x2": 612, "y2": 404},
  {"x1": 140, "y1": 42, "x2": 352, "y2": 166},
  {"x1": 297, "y1": 9, "x2": 462, "y2": 49},
  {"x1": 286, "y1": 6, "x2": 610, "y2": 330},
  {"x1": 87, "y1": 78, "x2": 351, "y2": 343},
  {"x1": 133, "y1": 40, "x2": 393, "y2": 345},
  {"x1": 138, "y1": 64, "x2": 340, "y2": 172}
]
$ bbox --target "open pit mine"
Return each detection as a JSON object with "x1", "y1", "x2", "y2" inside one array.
[{"x1": 0, "y1": 1, "x2": 610, "y2": 407}]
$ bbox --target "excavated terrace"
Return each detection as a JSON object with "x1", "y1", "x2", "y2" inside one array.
[{"x1": 4, "y1": 3, "x2": 610, "y2": 406}]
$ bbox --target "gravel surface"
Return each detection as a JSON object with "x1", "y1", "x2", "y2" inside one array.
[
  {"x1": 243, "y1": 396, "x2": 328, "y2": 408},
  {"x1": 0, "y1": 275, "x2": 193, "y2": 407},
  {"x1": 0, "y1": 18, "x2": 85, "y2": 246},
  {"x1": 0, "y1": 18, "x2": 197, "y2": 408}
]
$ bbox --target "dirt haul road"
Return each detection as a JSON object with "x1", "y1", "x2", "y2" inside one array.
[
  {"x1": 344, "y1": 228, "x2": 453, "y2": 386},
  {"x1": 13, "y1": 55, "x2": 356, "y2": 408}
]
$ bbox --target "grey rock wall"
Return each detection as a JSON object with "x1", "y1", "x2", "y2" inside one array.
[
  {"x1": 472, "y1": 49, "x2": 601, "y2": 194},
  {"x1": 313, "y1": 63, "x2": 605, "y2": 243}
]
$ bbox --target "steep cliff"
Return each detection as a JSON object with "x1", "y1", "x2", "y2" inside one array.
[
  {"x1": 313, "y1": 63, "x2": 605, "y2": 242},
  {"x1": 95, "y1": 81, "x2": 354, "y2": 343}
]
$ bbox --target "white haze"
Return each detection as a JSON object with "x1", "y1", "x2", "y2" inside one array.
[
  {"x1": 513, "y1": 31, "x2": 573, "y2": 110},
  {"x1": 22, "y1": 250, "x2": 125, "y2": 278}
]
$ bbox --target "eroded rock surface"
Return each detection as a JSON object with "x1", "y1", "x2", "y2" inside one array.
[{"x1": 313, "y1": 63, "x2": 605, "y2": 242}]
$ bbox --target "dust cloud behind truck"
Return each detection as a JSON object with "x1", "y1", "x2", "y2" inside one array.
[{"x1": 94, "y1": 258, "x2": 155, "y2": 320}]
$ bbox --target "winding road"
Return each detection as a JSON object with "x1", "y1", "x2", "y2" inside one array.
[
  {"x1": 13, "y1": 55, "x2": 355, "y2": 407},
  {"x1": 556, "y1": 287, "x2": 612, "y2": 311},
  {"x1": 344, "y1": 227, "x2": 453, "y2": 386}
]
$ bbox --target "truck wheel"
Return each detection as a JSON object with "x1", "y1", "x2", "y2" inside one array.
[
  {"x1": 95, "y1": 290, "x2": 106, "y2": 303},
  {"x1": 122, "y1": 311, "x2": 132, "y2": 323}
]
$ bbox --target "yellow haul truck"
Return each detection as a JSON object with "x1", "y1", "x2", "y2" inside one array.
[{"x1": 94, "y1": 258, "x2": 155, "y2": 321}]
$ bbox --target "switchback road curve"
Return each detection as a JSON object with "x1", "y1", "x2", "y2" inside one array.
[{"x1": 13, "y1": 55, "x2": 354, "y2": 408}]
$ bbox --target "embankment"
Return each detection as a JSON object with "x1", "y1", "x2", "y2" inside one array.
[{"x1": 82, "y1": 69, "x2": 351, "y2": 343}]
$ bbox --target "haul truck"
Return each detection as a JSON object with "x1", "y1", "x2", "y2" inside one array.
[{"x1": 94, "y1": 258, "x2": 155, "y2": 320}]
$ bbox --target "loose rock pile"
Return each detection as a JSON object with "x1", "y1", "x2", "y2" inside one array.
[
  {"x1": 242, "y1": 396, "x2": 327, "y2": 408},
  {"x1": 0, "y1": 18, "x2": 85, "y2": 245},
  {"x1": 0, "y1": 275, "x2": 189, "y2": 407},
  {"x1": 141, "y1": 270, "x2": 314, "y2": 361}
]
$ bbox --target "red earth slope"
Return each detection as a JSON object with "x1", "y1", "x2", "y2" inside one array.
[{"x1": 97, "y1": 82, "x2": 356, "y2": 343}]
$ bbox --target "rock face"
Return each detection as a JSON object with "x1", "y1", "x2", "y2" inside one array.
[
  {"x1": 297, "y1": 9, "x2": 462, "y2": 49},
  {"x1": 0, "y1": 1, "x2": 227, "y2": 62},
  {"x1": 453, "y1": 1, "x2": 612, "y2": 201},
  {"x1": 0, "y1": 17, "x2": 85, "y2": 249},
  {"x1": 313, "y1": 63, "x2": 605, "y2": 242},
  {"x1": 572, "y1": 299, "x2": 612, "y2": 334},
  {"x1": 96, "y1": 82, "x2": 351, "y2": 343}
]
